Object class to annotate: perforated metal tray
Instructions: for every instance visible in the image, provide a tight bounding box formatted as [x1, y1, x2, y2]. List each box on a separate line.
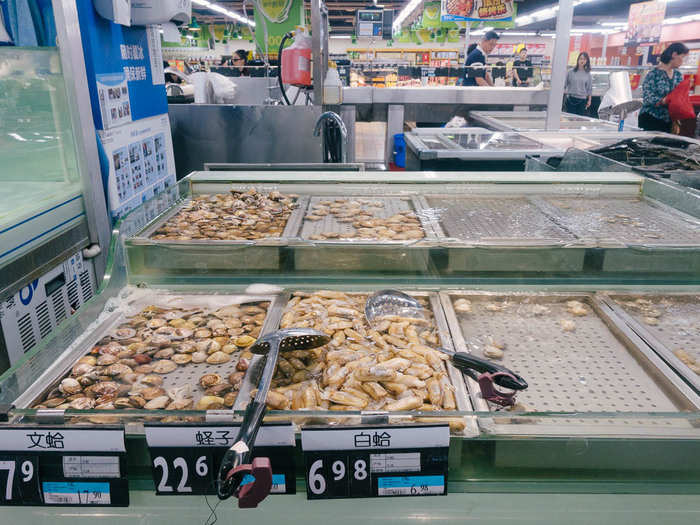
[440, 291, 700, 437]
[600, 293, 700, 393]
[235, 290, 478, 436]
[533, 196, 700, 247]
[297, 196, 439, 243]
[15, 291, 285, 412]
[427, 196, 575, 245]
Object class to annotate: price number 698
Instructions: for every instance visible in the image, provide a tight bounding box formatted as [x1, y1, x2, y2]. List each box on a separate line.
[308, 457, 368, 497]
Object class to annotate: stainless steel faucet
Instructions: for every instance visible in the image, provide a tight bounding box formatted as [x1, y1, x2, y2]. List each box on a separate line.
[313, 111, 348, 163]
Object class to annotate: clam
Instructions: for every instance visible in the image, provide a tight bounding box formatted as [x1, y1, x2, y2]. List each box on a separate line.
[171, 328, 193, 340]
[155, 326, 177, 337]
[69, 397, 95, 410]
[154, 348, 175, 359]
[59, 378, 82, 395]
[228, 371, 245, 387]
[114, 327, 137, 340]
[235, 335, 256, 347]
[77, 356, 97, 366]
[191, 351, 208, 364]
[206, 383, 233, 396]
[152, 360, 178, 374]
[129, 395, 147, 408]
[95, 393, 117, 405]
[196, 339, 221, 354]
[236, 358, 250, 371]
[44, 397, 66, 408]
[206, 351, 230, 365]
[96, 402, 115, 410]
[97, 354, 119, 366]
[194, 328, 212, 339]
[164, 310, 185, 320]
[114, 398, 133, 409]
[177, 342, 196, 354]
[116, 348, 136, 359]
[199, 373, 222, 388]
[147, 318, 167, 329]
[91, 381, 120, 396]
[104, 363, 133, 377]
[221, 344, 238, 354]
[141, 374, 164, 387]
[133, 354, 152, 364]
[141, 387, 167, 401]
[128, 342, 149, 353]
[150, 335, 172, 348]
[223, 392, 237, 408]
[195, 396, 225, 410]
[118, 359, 139, 369]
[144, 396, 171, 409]
[120, 372, 141, 384]
[172, 354, 192, 365]
[134, 364, 155, 374]
[166, 399, 193, 410]
[72, 363, 95, 376]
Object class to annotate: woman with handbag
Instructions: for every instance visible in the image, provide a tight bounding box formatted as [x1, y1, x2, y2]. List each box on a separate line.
[638, 42, 689, 133]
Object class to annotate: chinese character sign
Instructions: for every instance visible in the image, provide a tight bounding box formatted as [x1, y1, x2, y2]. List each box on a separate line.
[625, 1, 667, 46]
[441, 0, 515, 22]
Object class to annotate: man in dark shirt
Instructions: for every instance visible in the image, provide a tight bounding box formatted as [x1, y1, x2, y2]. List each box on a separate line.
[512, 47, 532, 86]
[464, 31, 499, 86]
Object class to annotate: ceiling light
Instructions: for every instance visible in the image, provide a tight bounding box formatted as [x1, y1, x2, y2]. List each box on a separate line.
[192, 0, 255, 27]
[393, 0, 422, 31]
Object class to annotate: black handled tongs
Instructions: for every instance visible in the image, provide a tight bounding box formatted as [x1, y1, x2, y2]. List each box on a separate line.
[435, 348, 528, 407]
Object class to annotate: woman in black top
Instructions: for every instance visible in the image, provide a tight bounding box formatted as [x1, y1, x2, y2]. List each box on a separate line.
[231, 49, 250, 77]
[512, 47, 531, 87]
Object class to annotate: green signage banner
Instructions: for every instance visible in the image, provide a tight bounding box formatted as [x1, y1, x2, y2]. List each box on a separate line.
[254, 0, 305, 54]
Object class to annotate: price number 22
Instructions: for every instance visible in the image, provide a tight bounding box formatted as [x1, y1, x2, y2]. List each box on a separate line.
[153, 455, 209, 494]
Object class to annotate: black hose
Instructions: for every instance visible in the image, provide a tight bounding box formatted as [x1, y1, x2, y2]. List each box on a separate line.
[278, 32, 293, 105]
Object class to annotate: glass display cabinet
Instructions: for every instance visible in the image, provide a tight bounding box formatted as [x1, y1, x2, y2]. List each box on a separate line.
[0, 172, 698, 521]
[469, 110, 635, 132]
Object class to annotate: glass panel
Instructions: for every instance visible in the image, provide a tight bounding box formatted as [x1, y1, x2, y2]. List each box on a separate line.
[0, 47, 81, 227]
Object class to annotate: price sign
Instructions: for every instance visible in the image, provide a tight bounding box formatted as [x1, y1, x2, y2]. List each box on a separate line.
[0, 427, 128, 507]
[144, 423, 295, 496]
[302, 424, 449, 500]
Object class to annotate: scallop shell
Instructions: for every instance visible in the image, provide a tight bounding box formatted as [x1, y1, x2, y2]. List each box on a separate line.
[206, 351, 231, 365]
[152, 360, 178, 374]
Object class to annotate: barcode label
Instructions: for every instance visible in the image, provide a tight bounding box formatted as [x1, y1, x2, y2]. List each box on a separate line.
[42, 482, 111, 505]
[63, 456, 120, 478]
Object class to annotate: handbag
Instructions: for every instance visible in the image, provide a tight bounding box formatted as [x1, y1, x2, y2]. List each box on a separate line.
[667, 78, 695, 121]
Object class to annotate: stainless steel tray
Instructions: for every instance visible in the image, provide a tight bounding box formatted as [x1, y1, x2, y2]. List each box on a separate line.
[132, 195, 309, 246]
[533, 196, 700, 247]
[425, 195, 586, 273]
[599, 292, 700, 393]
[440, 291, 700, 437]
[235, 290, 478, 436]
[15, 290, 285, 413]
[297, 196, 440, 243]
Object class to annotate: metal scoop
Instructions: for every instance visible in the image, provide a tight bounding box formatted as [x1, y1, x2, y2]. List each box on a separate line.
[365, 290, 528, 398]
[217, 329, 330, 505]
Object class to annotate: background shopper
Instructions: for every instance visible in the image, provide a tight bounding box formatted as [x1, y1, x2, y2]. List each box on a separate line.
[464, 31, 500, 87]
[564, 52, 592, 115]
[512, 46, 532, 87]
[638, 42, 689, 133]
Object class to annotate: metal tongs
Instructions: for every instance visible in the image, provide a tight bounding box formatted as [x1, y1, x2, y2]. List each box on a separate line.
[217, 329, 330, 507]
[365, 290, 528, 408]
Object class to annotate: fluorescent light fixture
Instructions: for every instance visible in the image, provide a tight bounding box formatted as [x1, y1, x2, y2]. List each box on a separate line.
[664, 13, 700, 25]
[331, 35, 352, 39]
[600, 21, 628, 27]
[192, 0, 255, 27]
[393, 0, 421, 31]
[516, 0, 600, 27]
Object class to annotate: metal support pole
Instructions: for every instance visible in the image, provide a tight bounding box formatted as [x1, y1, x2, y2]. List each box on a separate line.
[385, 104, 404, 167]
[339, 105, 356, 163]
[311, 0, 329, 105]
[545, 0, 574, 131]
[52, 0, 111, 282]
[602, 33, 609, 65]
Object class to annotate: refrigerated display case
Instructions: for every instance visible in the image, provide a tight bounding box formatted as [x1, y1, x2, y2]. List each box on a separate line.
[469, 110, 634, 132]
[0, 172, 698, 520]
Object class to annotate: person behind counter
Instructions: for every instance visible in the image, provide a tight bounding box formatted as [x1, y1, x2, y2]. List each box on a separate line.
[512, 47, 532, 87]
[231, 49, 250, 77]
[464, 31, 500, 87]
[564, 52, 592, 115]
[638, 42, 689, 133]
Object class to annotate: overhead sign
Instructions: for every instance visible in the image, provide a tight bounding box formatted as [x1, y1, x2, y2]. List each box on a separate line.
[625, 1, 667, 46]
[441, 0, 514, 22]
[253, 0, 304, 54]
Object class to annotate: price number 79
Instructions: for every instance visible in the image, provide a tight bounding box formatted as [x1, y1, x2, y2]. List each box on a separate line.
[0, 460, 35, 501]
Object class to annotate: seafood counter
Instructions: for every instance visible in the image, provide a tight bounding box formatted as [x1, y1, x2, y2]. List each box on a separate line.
[124, 174, 700, 279]
[12, 286, 700, 438]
